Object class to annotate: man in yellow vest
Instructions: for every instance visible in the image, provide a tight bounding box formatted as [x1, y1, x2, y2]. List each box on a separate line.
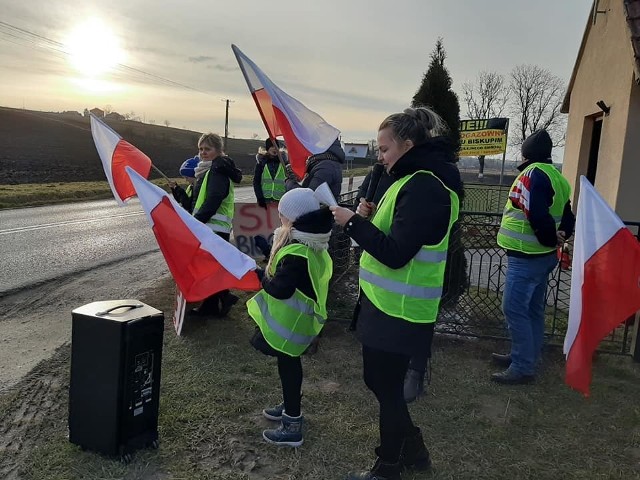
[493, 129, 575, 384]
[253, 138, 286, 208]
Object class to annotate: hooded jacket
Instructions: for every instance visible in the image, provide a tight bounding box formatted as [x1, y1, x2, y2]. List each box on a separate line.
[192, 155, 242, 226]
[285, 138, 346, 198]
[344, 137, 464, 355]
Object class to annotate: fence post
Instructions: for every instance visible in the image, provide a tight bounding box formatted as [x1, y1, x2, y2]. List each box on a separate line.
[348, 176, 354, 192]
[630, 312, 640, 362]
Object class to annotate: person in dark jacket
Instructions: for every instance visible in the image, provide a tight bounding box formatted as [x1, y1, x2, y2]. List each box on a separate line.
[492, 129, 575, 384]
[190, 132, 243, 317]
[248, 188, 333, 447]
[331, 107, 463, 480]
[285, 137, 345, 199]
[253, 138, 286, 208]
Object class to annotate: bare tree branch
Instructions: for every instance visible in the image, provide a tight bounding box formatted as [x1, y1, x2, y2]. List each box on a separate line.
[463, 71, 509, 120]
[509, 65, 566, 149]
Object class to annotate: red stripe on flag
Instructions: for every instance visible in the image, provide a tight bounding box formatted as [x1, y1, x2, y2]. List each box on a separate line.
[565, 227, 640, 396]
[272, 106, 312, 179]
[112, 140, 152, 202]
[150, 197, 260, 302]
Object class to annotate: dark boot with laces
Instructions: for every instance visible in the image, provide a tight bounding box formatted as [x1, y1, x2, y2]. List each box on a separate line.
[262, 402, 284, 421]
[262, 412, 303, 447]
[346, 457, 402, 480]
[400, 428, 431, 471]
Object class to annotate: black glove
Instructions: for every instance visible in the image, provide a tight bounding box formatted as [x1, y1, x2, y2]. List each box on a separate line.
[257, 198, 267, 209]
[285, 163, 299, 182]
[255, 267, 265, 281]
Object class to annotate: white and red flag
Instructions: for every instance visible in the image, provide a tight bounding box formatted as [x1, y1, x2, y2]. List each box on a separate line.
[232, 44, 340, 178]
[564, 176, 640, 396]
[91, 114, 152, 205]
[126, 167, 261, 301]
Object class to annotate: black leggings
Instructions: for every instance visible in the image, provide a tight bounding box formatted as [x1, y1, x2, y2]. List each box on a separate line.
[362, 345, 416, 462]
[277, 353, 302, 417]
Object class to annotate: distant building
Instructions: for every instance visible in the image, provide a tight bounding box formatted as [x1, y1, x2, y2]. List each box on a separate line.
[61, 110, 82, 117]
[561, 0, 640, 220]
[89, 108, 104, 118]
[105, 112, 125, 121]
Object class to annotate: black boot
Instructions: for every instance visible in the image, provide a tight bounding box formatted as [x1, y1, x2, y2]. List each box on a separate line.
[403, 369, 425, 404]
[346, 457, 402, 480]
[218, 292, 239, 317]
[400, 428, 431, 471]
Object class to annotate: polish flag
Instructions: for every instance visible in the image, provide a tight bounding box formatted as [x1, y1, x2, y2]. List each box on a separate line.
[126, 167, 261, 301]
[91, 114, 152, 205]
[232, 44, 340, 178]
[564, 176, 640, 396]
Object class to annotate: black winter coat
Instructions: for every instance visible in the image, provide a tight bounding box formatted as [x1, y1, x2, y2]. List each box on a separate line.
[192, 156, 242, 225]
[353, 167, 395, 210]
[344, 137, 464, 356]
[253, 154, 282, 204]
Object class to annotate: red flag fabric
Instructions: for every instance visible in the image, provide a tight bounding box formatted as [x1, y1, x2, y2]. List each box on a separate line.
[91, 114, 152, 205]
[126, 167, 261, 301]
[564, 176, 640, 396]
[232, 44, 340, 179]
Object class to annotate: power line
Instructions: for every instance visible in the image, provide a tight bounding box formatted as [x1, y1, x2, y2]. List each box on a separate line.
[0, 20, 218, 97]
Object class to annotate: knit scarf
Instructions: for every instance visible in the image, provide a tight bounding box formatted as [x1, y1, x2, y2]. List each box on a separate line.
[265, 226, 331, 277]
[194, 160, 212, 179]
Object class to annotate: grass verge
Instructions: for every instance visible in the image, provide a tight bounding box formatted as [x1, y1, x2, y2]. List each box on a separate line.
[3, 276, 640, 479]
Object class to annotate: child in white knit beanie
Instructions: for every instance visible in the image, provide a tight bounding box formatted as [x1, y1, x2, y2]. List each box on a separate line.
[246, 187, 333, 447]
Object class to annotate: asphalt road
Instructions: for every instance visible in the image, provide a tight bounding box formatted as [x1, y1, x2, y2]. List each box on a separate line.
[0, 178, 363, 296]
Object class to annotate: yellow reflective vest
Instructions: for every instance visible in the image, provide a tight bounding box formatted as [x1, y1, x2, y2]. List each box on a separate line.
[261, 162, 286, 201]
[497, 163, 571, 254]
[359, 171, 459, 323]
[193, 170, 235, 234]
[247, 243, 332, 357]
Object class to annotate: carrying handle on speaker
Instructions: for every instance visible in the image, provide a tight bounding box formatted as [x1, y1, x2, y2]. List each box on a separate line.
[95, 303, 144, 316]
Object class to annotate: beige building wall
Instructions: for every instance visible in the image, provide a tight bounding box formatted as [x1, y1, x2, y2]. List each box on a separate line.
[562, 0, 637, 213]
[618, 81, 640, 221]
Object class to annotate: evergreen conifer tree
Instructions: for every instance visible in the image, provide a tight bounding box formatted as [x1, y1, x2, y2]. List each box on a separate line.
[411, 38, 460, 152]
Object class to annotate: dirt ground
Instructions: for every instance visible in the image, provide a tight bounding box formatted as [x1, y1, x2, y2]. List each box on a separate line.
[0, 251, 170, 479]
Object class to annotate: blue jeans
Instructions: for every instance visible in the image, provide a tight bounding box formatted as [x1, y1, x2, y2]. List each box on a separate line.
[502, 254, 558, 375]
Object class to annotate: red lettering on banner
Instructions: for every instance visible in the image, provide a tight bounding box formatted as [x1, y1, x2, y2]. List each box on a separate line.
[238, 204, 263, 232]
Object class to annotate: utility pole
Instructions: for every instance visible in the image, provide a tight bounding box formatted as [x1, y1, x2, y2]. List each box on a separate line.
[221, 98, 235, 151]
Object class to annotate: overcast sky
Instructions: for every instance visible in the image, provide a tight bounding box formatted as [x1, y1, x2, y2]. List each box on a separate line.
[0, 0, 592, 145]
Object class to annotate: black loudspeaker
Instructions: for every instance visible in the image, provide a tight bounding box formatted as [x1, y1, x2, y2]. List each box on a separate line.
[68, 300, 164, 461]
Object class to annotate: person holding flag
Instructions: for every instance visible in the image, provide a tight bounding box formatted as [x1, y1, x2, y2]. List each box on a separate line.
[493, 129, 575, 384]
[253, 138, 286, 208]
[284, 137, 346, 199]
[247, 188, 333, 447]
[190, 133, 244, 317]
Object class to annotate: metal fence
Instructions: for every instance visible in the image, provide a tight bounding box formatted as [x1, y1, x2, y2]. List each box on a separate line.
[329, 188, 640, 357]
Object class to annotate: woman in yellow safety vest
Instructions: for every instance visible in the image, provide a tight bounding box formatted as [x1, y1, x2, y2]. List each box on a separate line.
[247, 187, 333, 447]
[331, 107, 463, 480]
[190, 132, 243, 317]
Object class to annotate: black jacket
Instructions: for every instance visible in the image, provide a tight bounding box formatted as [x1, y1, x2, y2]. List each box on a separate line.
[192, 156, 242, 225]
[171, 184, 193, 213]
[353, 167, 395, 210]
[253, 154, 282, 203]
[344, 137, 464, 355]
[285, 139, 345, 198]
[259, 208, 333, 303]
[507, 158, 575, 258]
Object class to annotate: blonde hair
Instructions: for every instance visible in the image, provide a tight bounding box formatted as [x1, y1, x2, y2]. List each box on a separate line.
[379, 107, 448, 146]
[265, 224, 293, 278]
[198, 132, 224, 154]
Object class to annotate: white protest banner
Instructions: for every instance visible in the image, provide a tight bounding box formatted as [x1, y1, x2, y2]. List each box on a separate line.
[232, 202, 281, 258]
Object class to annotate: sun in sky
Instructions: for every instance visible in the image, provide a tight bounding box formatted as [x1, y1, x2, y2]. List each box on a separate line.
[64, 18, 125, 78]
